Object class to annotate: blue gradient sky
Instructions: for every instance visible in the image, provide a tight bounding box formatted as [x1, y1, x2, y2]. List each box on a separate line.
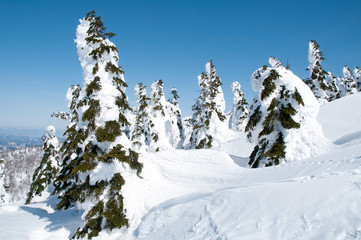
[0, 0, 360, 132]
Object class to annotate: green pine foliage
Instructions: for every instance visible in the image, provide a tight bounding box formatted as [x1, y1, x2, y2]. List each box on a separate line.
[304, 40, 330, 101]
[131, 83, 151, 150]
[327, 72, 341, 101]
[260, 69, 279, 100]
[26, 128, 60, 204]
[86, 77, 101, 96]
[169, 88, 184, 143]
[247, 63, 304, 168]
[151, 80, 166, 116]
[189, 60, 226, 149]
[54, 10, 142, 239]
[96, 121, 121, 142]
[245, 105, 261, 137]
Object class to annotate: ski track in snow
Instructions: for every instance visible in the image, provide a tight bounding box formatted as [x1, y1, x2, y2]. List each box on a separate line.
[2, 93, 361, 239]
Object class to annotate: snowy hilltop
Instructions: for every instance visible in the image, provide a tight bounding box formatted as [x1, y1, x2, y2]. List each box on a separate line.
[1, 10, 361, 240]
[2, 91, 361, 239]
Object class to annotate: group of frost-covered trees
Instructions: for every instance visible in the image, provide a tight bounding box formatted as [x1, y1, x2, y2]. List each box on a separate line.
[22, 10, 359, 239]
[304, 40, 360, 101]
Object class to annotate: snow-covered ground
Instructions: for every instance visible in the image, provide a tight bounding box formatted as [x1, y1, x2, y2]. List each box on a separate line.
[2, 93, 361, 239]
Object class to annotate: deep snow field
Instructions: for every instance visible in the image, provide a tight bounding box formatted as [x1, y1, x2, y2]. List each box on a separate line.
[1, 93, 361, 240]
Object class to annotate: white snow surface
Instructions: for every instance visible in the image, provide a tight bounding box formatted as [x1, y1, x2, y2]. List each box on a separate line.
[318, 92, 361, 143]
[3, 94, 361, 239]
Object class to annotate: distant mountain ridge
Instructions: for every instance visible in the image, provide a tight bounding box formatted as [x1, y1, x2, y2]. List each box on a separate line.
[0, 128, 65, 151]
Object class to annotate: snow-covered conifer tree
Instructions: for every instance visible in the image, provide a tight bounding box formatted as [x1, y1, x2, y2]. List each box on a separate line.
[131, 83, 151, 151]
[326, 71, 340, 101]
[26, 126, 60, 204]
[339, 65, 357, 97]
[246, 57, 331, 168]
[54, 11, 142, 239]
[0, 159, 9, 204]
[188, 60, 227, 149]
[168, 88, 184, 147]
[304, 40, 329, 102]
[147, 80, 181, 151]
[353, 67, 361, 92]
[229, 81, 248, 131]
[148, 80, 168, 151]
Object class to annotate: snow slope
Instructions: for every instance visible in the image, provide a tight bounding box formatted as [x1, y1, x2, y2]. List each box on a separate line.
[1, 93, 361, 239]
[318, 93, 361, 143]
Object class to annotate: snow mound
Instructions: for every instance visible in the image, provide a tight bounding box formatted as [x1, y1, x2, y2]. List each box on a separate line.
[318, 92, 361, 143]
[2, 79, 361, 239]
[249, 57, 332, 164]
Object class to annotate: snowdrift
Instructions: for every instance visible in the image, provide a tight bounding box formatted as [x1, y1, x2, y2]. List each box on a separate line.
[2, 93, 361, 239]
[318, 93, 361, 143]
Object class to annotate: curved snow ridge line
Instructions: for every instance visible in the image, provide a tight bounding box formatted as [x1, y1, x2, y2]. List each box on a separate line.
[133, 179, 313, 234]
[135, 174, 361, 240]
[133, 191, 226, 240]
[333, 130, 361, 146]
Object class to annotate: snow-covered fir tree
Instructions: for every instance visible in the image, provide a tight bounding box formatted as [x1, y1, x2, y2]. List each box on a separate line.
[131, 83, 151, 151]
[188, 60, 227, 149]
[326, 71, 340, 101]
[25, 126, 60, 204]
[54, 11, 143, 239]
[304, 40, 329, 102]
[353, 67, 361, 92]
[147, 80, 182, 151]
[339, 65, 357, 97]
[229, 81, 248, 131]
[168, 88, 184, 147]
[148, 80, 167, 151]
[0, 159, 9, 204]
[246, 57, 331, 168]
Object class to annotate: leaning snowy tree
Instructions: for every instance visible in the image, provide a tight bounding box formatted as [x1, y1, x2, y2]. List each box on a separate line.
[304, 40, 330, 102]
[54, 10, 143, 239]
[25, 126, 60, 204]
[246, 57, 331, 168]
[339, 65, 357, 97]
[188, 60, 227, 149]
[229, 81, 248, 131]
[326, 71, 340, 101]
[131, 82, 151, 151]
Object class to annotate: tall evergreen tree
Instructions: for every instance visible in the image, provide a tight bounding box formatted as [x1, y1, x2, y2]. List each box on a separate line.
[326, 71, 340, 101]
[339, 65, 357, 97]
[131, 83, 151, 151]
[304, 40, 329, 101]
[246, 57, 330, 168]
[354, 67, 361, 92]
[148, 80, 182, 151]
[148, 80, 167, 151]
[26, 126, 60, 204]
[229, 81, 249, 131]
[168, 87, 184, 148]
[0, 159, 9, 204]
[188, 60, 227, 149]
[54, 11, 142, 239]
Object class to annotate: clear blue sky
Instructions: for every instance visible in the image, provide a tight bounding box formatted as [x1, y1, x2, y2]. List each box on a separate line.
[0, 0, 360, 133]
